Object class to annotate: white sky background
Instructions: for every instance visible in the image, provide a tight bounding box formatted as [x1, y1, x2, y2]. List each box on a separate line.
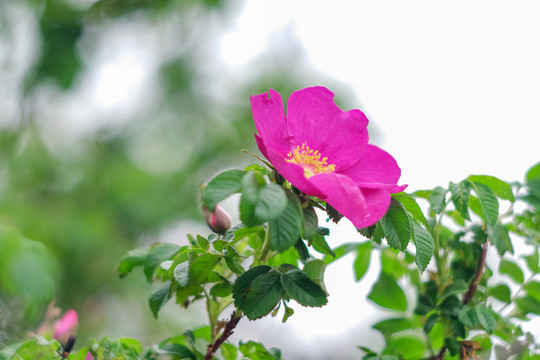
[219, 1, 540, 359]
[221, 0, 540, 190]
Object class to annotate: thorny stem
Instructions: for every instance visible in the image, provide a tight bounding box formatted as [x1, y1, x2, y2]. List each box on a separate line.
[204, 311, 242, 360]
[431, 237, 490, 359]
[430, 347, 447, 360]
[463, 238, 490, 305]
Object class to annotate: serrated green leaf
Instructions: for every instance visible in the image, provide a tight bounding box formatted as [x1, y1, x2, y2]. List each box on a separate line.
[269, 190, 303, 252]
[354, 242, 372, 281]
[488, 284, 511, 303]
[439, 279, 468, 302]
[429, 186, 447, 214]
[450, 318, 466, 339]
[303, 259, 327, 291]
[143, 243, 181, 282]
[468, 195, 482, 219]
[372, 317, 412, 338]
[233, 265, 272, 308]
[388, 335, 426, 360]
[254, 183, 288, 222]
[516, 296, 540, 315]
[447, 210, 466, 226]
[221, 343, 238, 360]
[149, 281, 171, 318]
[301, 204, 318, 240]
[524, 281, 540, 302]
[210, 282, 233, 298]
[524, 250, 539, 273]
[189, 253, 221, 285]
[323, 242, 355, 264]
[117, 246, 150, 277]
[312, 232, 336, 258]
[380, 199, 412, 250]
[293, 238, 309, 261]
[241, 271, 284, 320]
[173, 261, 190, 287]
[159, 344, 196, 360]
[438, 295, 460, 317]
[412, 222, 434, 272]
[490, 224, 514, 256]
[367, 272, 407, 311]
[444, 337, 460, 356]
[240, 172, 260, 226]
[203, 169, 245, 210]
[196, 235, 209, 250]
[468, 175, 515, 202]
[476, 305, 496, 333]
[499, 259, 524, 283]
[225, 256, 244, 275]
[423, 313, 438, 334]
[470, 181, 499, 226]
[449, 180, 471, 220]
[239, 340, 281, 359]
[393, 193, 427, 225]
[280, 269, 327, 307]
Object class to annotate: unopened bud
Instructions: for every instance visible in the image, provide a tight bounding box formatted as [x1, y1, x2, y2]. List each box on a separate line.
[204, 205, 232, 234]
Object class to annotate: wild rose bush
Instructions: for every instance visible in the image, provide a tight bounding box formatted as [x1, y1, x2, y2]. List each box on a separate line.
[2, 87, 540, 360]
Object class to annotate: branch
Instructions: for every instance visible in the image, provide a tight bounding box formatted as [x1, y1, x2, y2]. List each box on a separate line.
[463, 237, 490, 305]
[430, 346, 446, 360]
[204, 312, 242, 360]
[431, 238, 490, 359]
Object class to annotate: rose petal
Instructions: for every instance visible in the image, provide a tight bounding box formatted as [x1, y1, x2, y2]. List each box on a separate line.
[307, 173, 368, 227]
[286, 87, 369, 170]
[356, 188, 393, 228]
[341, 144, 404, 192]
[251, 89, 291, 156]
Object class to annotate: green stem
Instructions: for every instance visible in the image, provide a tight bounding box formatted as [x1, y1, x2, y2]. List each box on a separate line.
[203, 287, 218, 342]
[259, 224, 271, 264]
[500, 272, 535, 312]
[433, 214, 447, 285]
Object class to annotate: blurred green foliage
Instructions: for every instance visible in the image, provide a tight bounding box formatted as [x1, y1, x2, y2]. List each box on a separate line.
[0, 0, 346, 347]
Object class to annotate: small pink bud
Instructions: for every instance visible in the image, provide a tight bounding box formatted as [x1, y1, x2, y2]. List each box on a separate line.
[53, 309, 78, 341]
[203, 205, 232, 234]
[86, 352, 93, 360]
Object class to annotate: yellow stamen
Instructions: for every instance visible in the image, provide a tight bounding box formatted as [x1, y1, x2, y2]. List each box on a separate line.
[285, 143, 336, 178]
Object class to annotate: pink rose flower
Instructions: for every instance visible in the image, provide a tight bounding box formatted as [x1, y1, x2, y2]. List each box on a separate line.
[251, 86, 406, 228]
[53, 309, 78, 341]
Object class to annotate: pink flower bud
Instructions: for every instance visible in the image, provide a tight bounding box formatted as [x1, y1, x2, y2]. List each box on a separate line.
[86, 352, 93, 360]
[203, 205, 232, 234]
[53, 309, 78, 341]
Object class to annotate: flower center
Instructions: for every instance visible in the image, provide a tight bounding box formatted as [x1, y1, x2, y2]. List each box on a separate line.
[285, 143, 336, 178]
